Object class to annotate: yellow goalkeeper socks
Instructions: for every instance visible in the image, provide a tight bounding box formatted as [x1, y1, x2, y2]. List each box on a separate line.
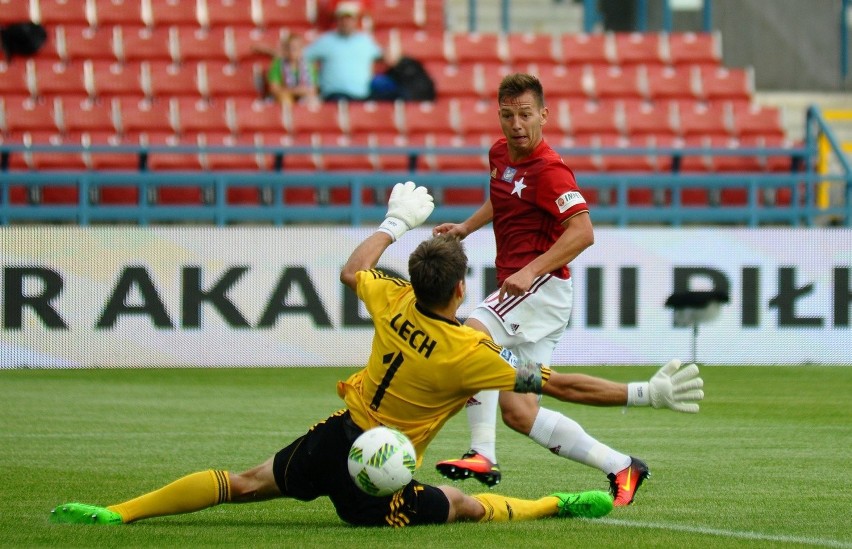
[473, 493, 558, 522]
[108, 470, 231, 523]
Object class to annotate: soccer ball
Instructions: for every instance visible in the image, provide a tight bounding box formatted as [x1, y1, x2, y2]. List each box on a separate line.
[347, 426, 416, 497]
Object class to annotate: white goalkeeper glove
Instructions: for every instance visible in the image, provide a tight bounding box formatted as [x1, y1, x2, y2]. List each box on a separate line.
[627, 359, 704, 413]
[377, 181, 435, 241]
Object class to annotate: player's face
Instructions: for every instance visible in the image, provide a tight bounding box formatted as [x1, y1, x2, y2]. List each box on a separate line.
[498, 91, 547, 161]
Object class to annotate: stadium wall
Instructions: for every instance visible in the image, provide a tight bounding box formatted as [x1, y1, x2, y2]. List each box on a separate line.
[1, 226, 850, 368]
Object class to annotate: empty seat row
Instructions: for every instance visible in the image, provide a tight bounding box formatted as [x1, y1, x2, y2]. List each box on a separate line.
[1, 0, 439, 33]
[428, 62, 753, 103]
[0, 94, 786, 145]
[386, 29, 721, 68]
[1, 59, 263, 101]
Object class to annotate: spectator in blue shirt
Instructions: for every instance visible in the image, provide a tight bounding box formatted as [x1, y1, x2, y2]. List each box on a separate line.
[304, 1, 397, 101]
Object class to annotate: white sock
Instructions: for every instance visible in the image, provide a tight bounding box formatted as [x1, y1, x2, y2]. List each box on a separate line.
[465, 390, 499, 463]
[528, 407, 631, 475]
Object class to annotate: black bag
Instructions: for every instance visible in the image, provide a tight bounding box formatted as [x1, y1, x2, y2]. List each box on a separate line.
[1, 22, 48, 60]
[385, 56, 436, 102]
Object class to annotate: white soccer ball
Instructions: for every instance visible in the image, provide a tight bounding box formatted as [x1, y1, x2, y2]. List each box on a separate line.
[347, 426, 417, 497]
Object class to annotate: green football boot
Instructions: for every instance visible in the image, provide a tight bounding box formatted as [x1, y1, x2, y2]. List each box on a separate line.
[50, 503, 123, 525]
[551, 490, 614, 519]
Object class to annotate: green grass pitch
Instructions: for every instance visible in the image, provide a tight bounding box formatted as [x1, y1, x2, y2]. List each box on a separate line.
[1, 365, 850, 548]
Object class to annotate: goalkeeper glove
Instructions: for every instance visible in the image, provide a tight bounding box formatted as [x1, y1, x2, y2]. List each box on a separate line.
[627, 359, 704, 413]
[377, 181, 435, 241]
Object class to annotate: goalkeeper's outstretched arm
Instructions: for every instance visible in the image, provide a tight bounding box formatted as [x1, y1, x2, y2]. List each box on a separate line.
[340, 181, 435, 292]
[540, 359, 705, 413]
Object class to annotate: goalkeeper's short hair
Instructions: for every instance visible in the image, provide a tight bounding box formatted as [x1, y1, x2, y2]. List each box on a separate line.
[409, 235, 468, 309]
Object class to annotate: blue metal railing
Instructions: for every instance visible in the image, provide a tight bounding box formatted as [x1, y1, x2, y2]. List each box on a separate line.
[3, 133, 847, 227]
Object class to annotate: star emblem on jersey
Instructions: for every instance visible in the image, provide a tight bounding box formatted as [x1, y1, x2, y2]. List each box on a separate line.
[511, 177, 526, 197]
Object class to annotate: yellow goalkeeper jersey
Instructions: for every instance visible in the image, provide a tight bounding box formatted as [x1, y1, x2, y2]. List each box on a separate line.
[337, 269, 551, 466]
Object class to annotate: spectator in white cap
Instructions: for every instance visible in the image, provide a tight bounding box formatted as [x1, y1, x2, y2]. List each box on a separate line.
[304, 1, 398, 101]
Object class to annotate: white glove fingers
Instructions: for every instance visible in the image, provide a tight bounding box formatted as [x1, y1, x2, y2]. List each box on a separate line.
[673, 377, 704, 392]
[674, 389, 704, 402]
[672, 402, 700, 413]
[671, 363, 700, 384]
[659, 358, 682, 377]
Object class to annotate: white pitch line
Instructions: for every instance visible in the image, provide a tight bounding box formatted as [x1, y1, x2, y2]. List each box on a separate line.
[596, 518, 852, 548]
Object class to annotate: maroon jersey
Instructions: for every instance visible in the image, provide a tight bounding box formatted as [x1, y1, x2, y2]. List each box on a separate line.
[488, 137, 589, 285]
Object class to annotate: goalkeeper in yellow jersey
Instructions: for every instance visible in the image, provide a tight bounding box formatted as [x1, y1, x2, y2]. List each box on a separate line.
[51, 181, 703, 528]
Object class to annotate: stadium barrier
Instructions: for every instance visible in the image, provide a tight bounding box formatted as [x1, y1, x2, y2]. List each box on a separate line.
[1, 105, 850, 227]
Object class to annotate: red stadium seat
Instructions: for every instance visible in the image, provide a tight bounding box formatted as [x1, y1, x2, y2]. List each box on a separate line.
[86, 130, 142, 172]
[0, 0, 34, 24]
[116, 97, 174, 134]
[622, 100, 676, 137]
[144, 60, 202, 97]
[401, 99, 453, 136]
[677, 101, 732, 138]
[589, 64, 642, 101]
[91, 0, 145, 26]
[286, 100, 345, 136]
[451, 32, 507, 64]
[117, 25, 175, 62]
[613, 32, 665, 66]
[454, 98, 501, 138]
[173, 97, 230, 134]
[560, 32, 613, 66]
[561, 99, 621, 138]
[229, 97, 285, 135]
[426, 61, 482, 99]
[554, 134, 601, 173]
[426, 132, 490, 172]
[174, 26, 229, 63]
[204, 0, 256, 28]
[698, 66, 753, 103]
[478, 62, 515, 100]
[144, 133, 207, 208]
[228, 26, 285, 64]
[256, 0, 314, 31]
[371, 132, 423, 172]
[709, 135, 764, 173]
[506, 32, 558, 65]
[276, 132, 319, 172]
[316, 132, 376, 172]
[202, 132, 270, 172]
[643, 64, 699, 102]
[19, 130, 88, 172]
[0, 61, 33, 97]
[202, 61, 261, 99]
[395, 29, 450, 64]
[1, 96, 61, 134]
[61, 96, 119, 133]
[57, 25, 118, 62]
[30, 59, 90, 99]
[730, 103, 785, 139]
[88, 60, 145, 98]
[37, 0, 91, 26]
[666, 31, 722, 67]
[528, 63, 590, 101]
[345, 100, 402, 135]
[368, 0, 425, 31]
[598, 134, 656, 172]
[147, 0, 202, 27]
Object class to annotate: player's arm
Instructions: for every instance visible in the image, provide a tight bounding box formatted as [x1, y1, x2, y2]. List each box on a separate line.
[499, 211, 593, 300]
[340, 181, 435, 291]
[433, 199, 493, 239]
[523, 359, 705, 413]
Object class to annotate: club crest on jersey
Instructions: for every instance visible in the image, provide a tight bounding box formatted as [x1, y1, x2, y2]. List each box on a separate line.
[501, 167, 517, 183]
[555, 191, 586, 213]
[499, 348, 519, 368]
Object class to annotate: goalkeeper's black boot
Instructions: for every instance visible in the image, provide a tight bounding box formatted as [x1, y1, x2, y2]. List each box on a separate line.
[608, 457, 650, 506]
[436, 450, 501, 487]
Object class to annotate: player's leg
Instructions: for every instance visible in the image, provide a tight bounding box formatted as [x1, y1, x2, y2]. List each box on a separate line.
[440, 485, 613, 523]
[434, 316, 502, 486]
[50, 465, 268, 525]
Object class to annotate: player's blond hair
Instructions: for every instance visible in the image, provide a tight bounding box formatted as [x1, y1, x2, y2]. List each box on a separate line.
[409, 235, 468, 309]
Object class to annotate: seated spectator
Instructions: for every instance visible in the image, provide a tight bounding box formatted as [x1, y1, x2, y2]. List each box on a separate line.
[261, 34, 319, 105]
[304, 1, 397, 102]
